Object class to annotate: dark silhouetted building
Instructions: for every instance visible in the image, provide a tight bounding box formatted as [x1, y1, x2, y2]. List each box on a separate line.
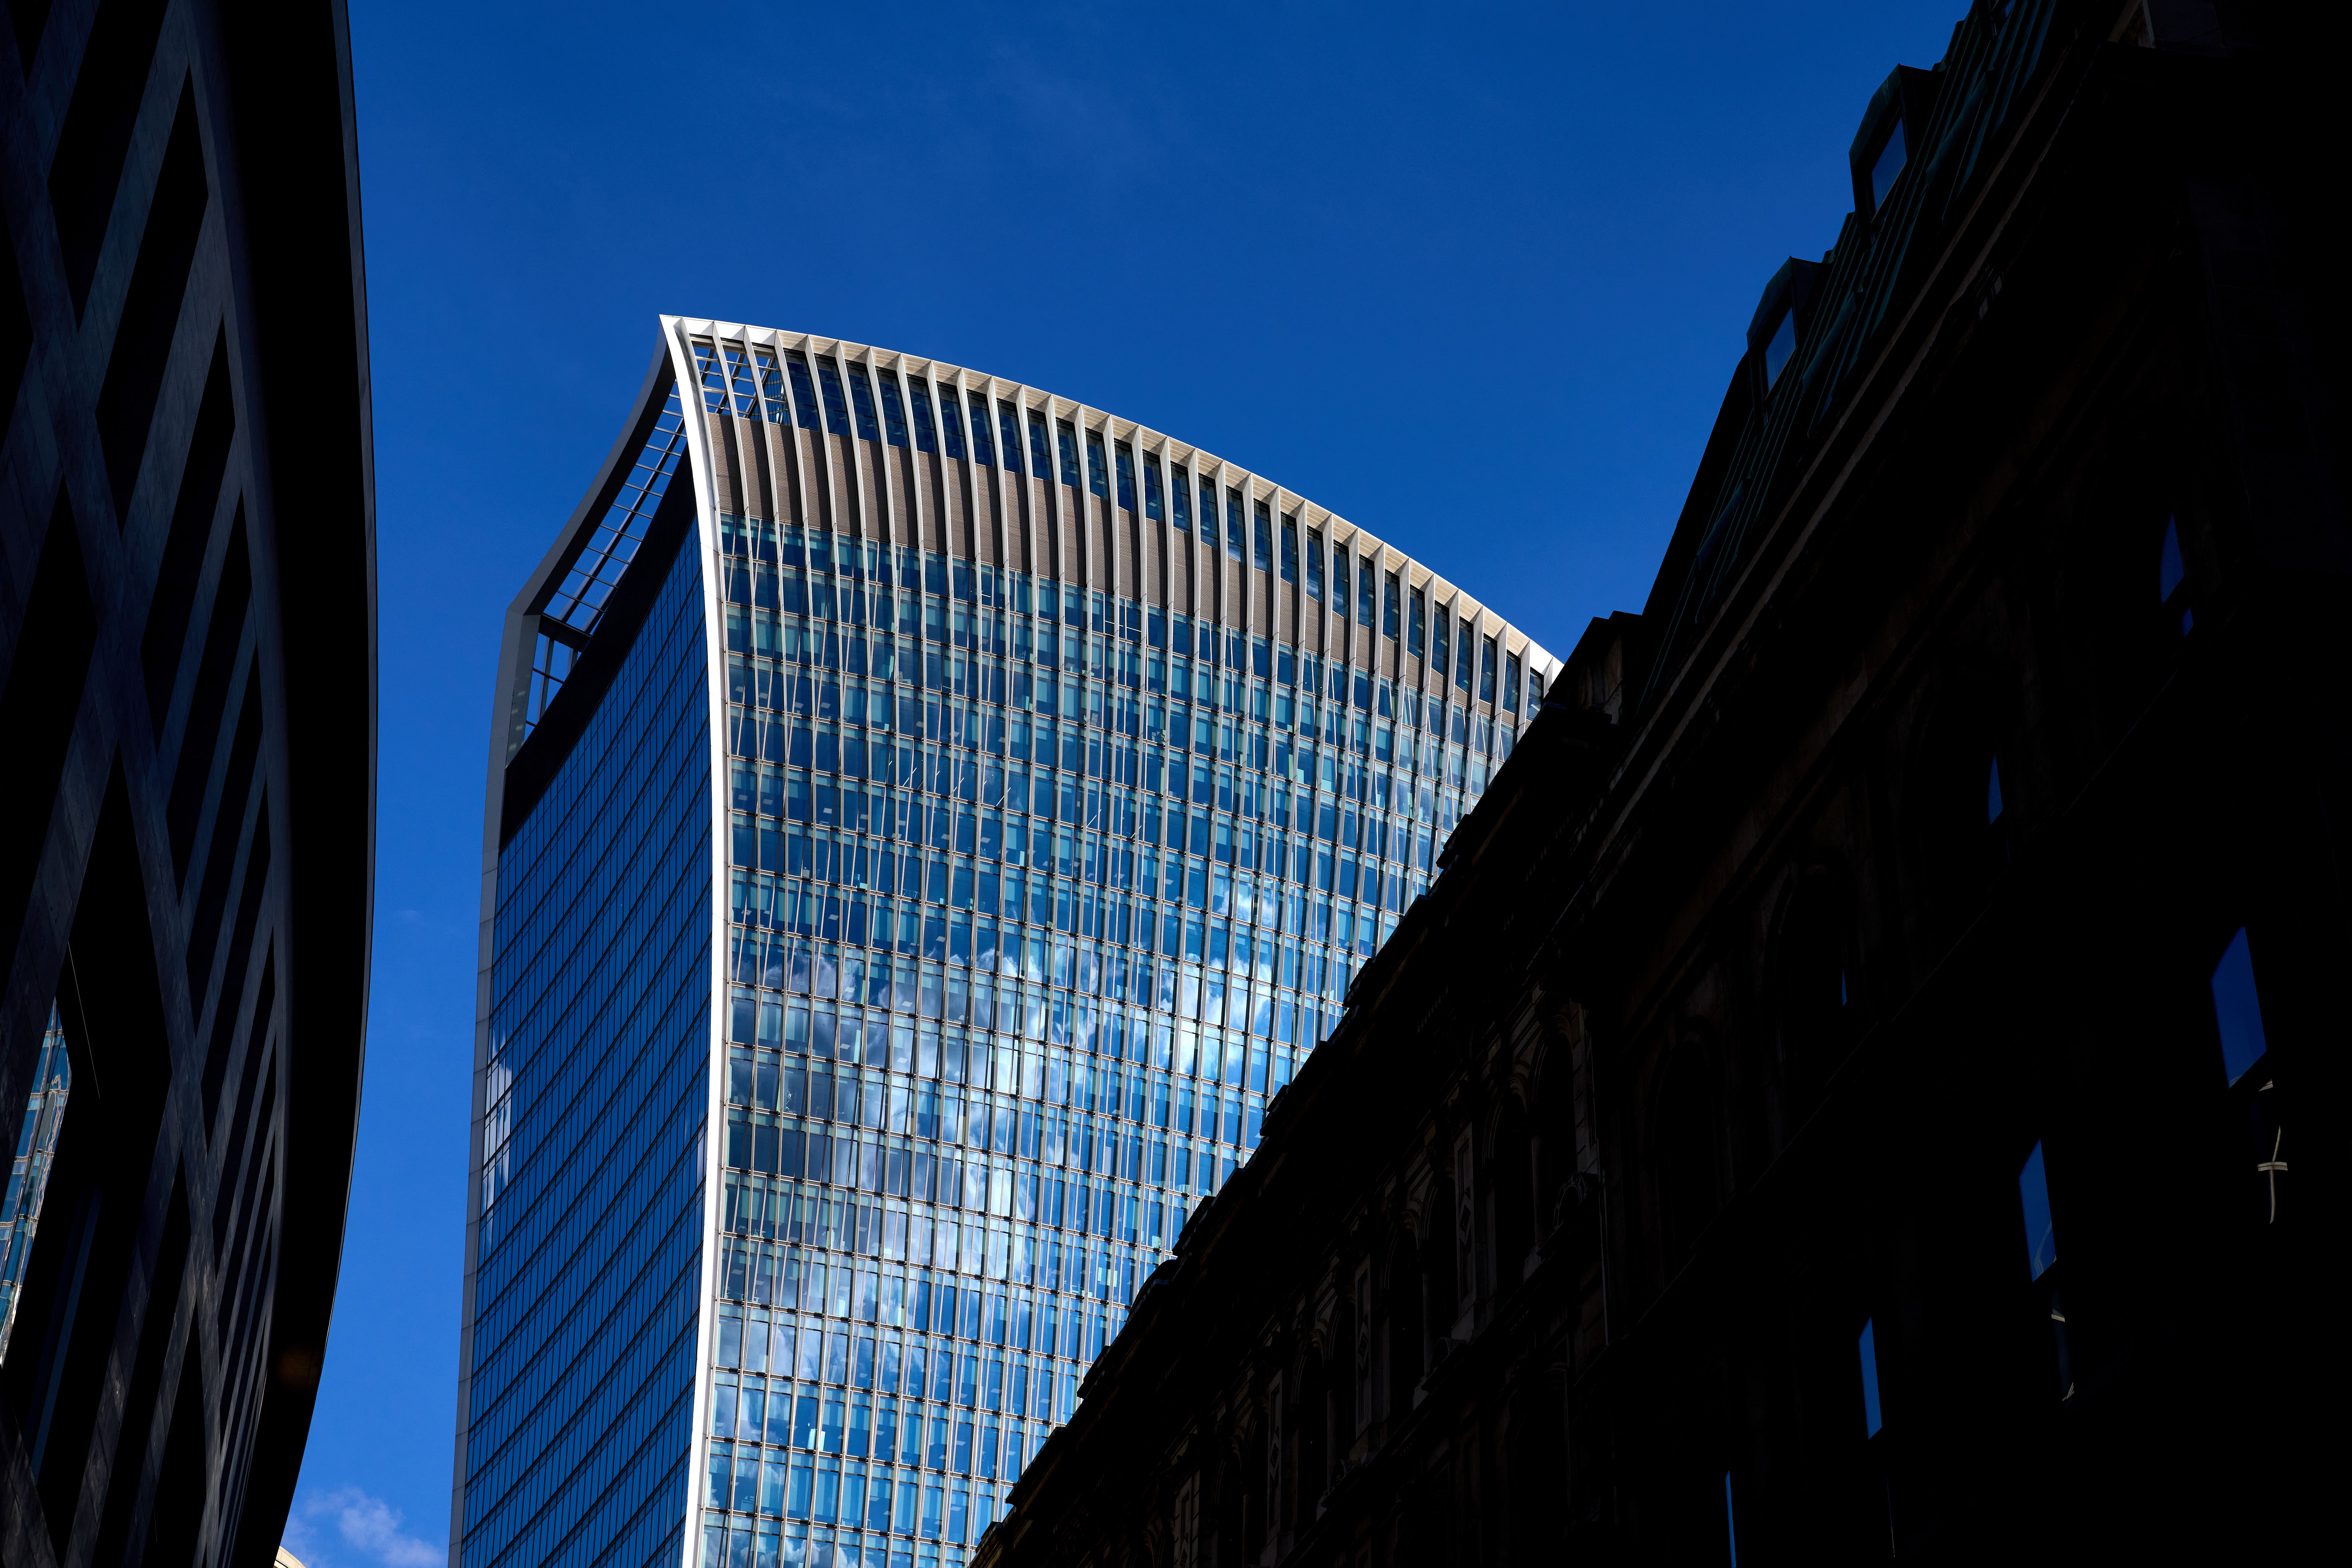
[0, 1, 373, 1565]
[978, 3, 2344, 1564]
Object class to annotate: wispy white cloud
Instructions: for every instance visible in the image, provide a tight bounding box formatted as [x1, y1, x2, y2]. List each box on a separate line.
[287, 1487, 444, 1568]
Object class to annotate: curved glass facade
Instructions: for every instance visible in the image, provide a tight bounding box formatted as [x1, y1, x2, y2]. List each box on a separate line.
[461, 532, 712, 1568]
[462, 319, 1554, 1568]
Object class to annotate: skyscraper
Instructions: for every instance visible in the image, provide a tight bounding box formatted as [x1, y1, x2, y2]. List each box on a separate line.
[0, 0, 375, 1563]
[453, 319, 1553, 1568]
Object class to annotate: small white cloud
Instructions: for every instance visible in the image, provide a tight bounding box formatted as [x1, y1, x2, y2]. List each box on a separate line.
[294, 1487, 444, 1568]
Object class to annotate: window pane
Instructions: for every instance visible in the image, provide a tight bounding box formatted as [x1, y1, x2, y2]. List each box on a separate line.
[878, 374, 910, 447]
[1028, 411, 1052, 477]
[787, 355, 821, 431]
[1858, 1319, 1883, 1437]
[2019, 1141, 2056, 1279]
[967, 396, 996, 466]
[816, 359, 852, 436]
[847, 366, 882, 442]
[938, 392, 966, 459]
[998, 405, 1025, 475]
[1763, 309, 1797, 390]
[2210, 927, 2268, 1086]
[1870, 119, 1909, 210]
[909, 381, 937, 452]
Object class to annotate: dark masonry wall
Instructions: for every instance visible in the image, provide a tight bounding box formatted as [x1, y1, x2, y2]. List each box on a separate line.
[0, 2, 373, 1566]
[977, 3, 2345, 1565]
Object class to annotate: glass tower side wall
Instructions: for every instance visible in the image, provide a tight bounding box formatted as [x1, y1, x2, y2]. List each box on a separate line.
[0, 1008, 71, 1357]
[676, 326, 1557, 1568]
[463, 533, 714, 1568]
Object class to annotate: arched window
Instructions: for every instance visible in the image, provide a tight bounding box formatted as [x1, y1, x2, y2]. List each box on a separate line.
[2159, 515, 2193, 636]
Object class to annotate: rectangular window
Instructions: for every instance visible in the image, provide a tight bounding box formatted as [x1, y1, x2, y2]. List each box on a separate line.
[1305, 532, 1324, 601]
[1502, 651, 1521, 712]
[938, 391, 967, 459]
[1454, 620, 1473, 690]
[1115, 443, 1137, 512]
[1479, 635, 1497, 701]
[1332, 550, 1351, 621]
[816, 358, 853, 436]
[1224, 490, 1246, 562]
[1199, 483, 1217, 546]
[1858, 1319, 1884, 1437]
[1252, 502, 1272, 572]
[878, 373, 910, 447]
[1358, 558, 1376, 627]
[910, 381, 938, 452]
[787, 354, 822, 431]
[1171, 469, 1191, 533]
[2019, 1141, 2057, 1279]
[968, 395, 997, 466]
[1281, 516, 1298, 583]
[1028, 411, 1053, 477]
[998, 404, 1025, 475]
[1086, 432, 1109, 498]
[847, 365, 882, 441]
[1057, 421, 1081, 488]
[1383, 572, 1400, 639]
[1143, 456, 1164, 521]
[1408, 587, 1425, 656]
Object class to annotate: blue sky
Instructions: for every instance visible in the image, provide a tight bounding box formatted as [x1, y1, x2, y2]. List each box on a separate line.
[291, 2, 1963, 1562]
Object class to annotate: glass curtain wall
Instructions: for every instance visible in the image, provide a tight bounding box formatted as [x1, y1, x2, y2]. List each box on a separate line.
[683, 334, 1550, 1568]
[0, 1009, 71, 1358]
[461, 534, 714, 1568]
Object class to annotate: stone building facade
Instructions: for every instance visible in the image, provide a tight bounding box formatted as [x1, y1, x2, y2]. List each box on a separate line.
[977, 2, 2343, 1563]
